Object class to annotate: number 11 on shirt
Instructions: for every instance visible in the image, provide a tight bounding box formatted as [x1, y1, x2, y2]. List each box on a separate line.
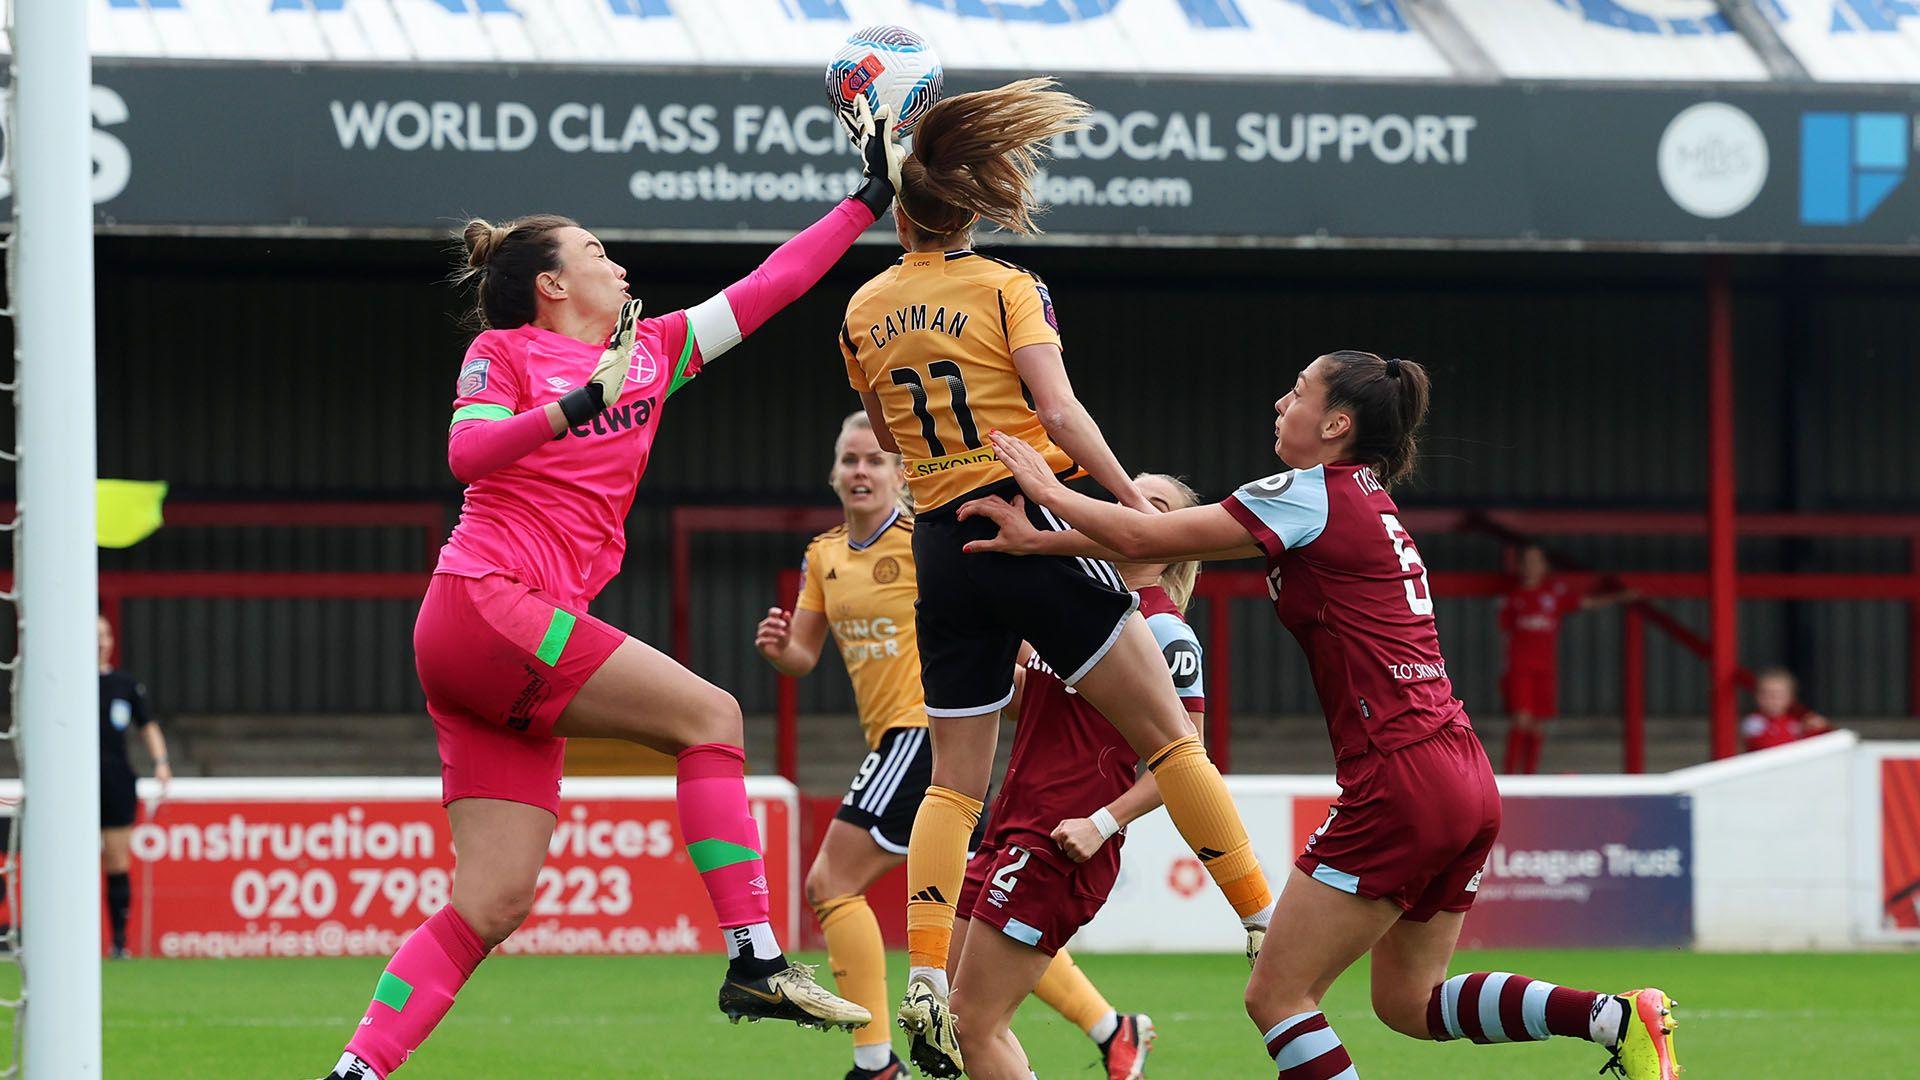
[891, 362, 981, 456]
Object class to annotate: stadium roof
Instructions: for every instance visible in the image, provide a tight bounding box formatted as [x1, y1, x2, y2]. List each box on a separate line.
[65, 0, 1920, 85]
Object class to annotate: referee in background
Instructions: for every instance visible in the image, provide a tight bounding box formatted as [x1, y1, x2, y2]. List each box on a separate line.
[99, 614, 170, 958]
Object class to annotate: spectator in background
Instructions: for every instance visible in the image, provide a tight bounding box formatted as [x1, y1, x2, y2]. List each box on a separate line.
[1741, 666, 1831, 753]
[1498, 544, 1633, 774]
[99, 615, 170, 958]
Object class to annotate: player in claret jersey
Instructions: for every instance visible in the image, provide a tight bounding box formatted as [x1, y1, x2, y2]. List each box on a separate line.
[965, 351, 1681, 1080]
[317, 103, 905, 1080]
[839, 77, 1272, 1078]
[948, 472, 1208, 1080]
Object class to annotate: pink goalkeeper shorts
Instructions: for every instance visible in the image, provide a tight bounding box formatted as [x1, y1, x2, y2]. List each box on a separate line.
[414, 572, 625, 815]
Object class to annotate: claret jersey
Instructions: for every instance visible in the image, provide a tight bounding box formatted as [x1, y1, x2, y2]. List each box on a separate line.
[988, 585, 1204, 844]
[841, 250, 1078, 512]
[1221, 463, 1468, 770]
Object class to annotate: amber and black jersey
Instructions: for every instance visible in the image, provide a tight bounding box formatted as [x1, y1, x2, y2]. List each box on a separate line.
[841, 250, 1078, 512]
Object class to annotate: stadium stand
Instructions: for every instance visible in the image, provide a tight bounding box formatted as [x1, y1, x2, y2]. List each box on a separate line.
[1771, 0, 1920, 81]
[66, 0, 1920, 83]
[1445, 0, 1770, 80]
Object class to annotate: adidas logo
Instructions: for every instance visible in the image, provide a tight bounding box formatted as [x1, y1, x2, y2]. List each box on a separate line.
[909, 886, 947, 905]
[826, 568, 838, 579]
[1196, 847, 1226, 862]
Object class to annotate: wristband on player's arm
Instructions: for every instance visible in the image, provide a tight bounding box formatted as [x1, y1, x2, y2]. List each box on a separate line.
[1091, 806, 1121, 840]
[556, 386, 601, 428]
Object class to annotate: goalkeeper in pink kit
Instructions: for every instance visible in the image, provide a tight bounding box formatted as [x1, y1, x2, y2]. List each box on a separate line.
[319, 103, 904, 1080]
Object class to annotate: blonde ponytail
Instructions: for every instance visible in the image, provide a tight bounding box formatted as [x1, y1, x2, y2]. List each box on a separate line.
[897, 77, 1090, 238]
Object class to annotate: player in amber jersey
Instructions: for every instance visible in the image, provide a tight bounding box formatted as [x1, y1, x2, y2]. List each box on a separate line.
[756, 411, 924, 1080]
[318, 101, 905, 1080]
[838, 78, 1271, 1078]
[949, 473, 1207, 1080]
[966, 352, 1681, 1080]
[756, 414, 1153, 1080]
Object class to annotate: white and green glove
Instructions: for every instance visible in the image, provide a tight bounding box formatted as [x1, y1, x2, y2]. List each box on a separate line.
[848, 96, 906, 217]
[559, 298, 645, 426]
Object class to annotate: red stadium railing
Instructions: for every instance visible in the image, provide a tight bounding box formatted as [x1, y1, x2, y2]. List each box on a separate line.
[669, 505, 1920, 781]
[9, 499, 1910, 780]
[0, 500, 445, 663]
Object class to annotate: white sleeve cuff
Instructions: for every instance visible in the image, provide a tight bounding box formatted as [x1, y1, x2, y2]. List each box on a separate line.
[686, 292, 743, 361]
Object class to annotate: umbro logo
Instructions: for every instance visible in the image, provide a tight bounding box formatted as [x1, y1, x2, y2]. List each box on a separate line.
[547, 375, 573, 391]
[749, 875, 768, 891]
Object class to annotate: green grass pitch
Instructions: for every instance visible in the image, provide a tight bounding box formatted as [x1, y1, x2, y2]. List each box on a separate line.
[64, 949, 1919, 1077]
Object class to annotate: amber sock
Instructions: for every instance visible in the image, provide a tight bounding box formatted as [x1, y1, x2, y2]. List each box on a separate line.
[815, 893, 891, 1052]
[1146, 735, 1272, 920]
[1034, 948, 1114, 1038]
[904, 785, 982, 974]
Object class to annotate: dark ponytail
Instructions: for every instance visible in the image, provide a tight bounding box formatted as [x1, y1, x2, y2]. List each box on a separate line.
[453, 213, 577, 329]
[1319, 350, 1431, 487]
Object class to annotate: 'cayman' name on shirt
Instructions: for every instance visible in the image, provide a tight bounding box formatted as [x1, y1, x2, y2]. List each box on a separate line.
[868, 305, 969, 350]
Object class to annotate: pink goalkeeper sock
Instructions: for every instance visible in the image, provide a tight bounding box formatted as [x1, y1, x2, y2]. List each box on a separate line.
[676, 742, 773, 930]
[345, 905, 489, 1075]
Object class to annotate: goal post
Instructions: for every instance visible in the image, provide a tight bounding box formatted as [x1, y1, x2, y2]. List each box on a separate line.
[10, 0, 105, 1075]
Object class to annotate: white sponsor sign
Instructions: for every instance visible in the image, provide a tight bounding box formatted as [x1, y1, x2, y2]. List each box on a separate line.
[1072, 778, 1319, 953]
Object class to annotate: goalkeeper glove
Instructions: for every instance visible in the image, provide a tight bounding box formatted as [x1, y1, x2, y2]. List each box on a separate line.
[848, 97, 905, 217]
[558, 298, 645, 427]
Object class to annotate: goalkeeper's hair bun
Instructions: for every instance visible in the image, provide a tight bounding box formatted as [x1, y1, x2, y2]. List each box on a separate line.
[463, 218, 510, 270]
[450, 213, 579, 330]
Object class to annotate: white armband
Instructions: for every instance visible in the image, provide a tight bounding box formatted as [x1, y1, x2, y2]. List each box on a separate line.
[686, 292, 743, 361]
[1091, 806, 1121, 840]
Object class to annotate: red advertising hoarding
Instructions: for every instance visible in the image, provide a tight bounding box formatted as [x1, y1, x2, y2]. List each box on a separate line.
[1881, 758, 1920, 932]
[105, 779, 796, 958]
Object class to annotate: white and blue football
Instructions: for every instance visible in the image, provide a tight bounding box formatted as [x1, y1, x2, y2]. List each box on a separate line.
[825, 25, 944, 146]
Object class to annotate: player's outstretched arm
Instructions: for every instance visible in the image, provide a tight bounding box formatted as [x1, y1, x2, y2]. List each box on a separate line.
[980, 432, 1260, 563]
[683, 101, 902, 365]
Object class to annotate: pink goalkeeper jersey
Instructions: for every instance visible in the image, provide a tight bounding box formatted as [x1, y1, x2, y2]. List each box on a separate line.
[436, 314, 702, 607]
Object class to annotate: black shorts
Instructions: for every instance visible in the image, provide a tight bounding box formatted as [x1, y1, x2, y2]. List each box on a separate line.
[101, 769, 139, 829]
[834, 726, 986, 854]
[913, 478, 1139, 717]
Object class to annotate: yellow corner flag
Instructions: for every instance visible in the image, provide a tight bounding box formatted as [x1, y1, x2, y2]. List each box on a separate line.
[96, 479, 168, 549]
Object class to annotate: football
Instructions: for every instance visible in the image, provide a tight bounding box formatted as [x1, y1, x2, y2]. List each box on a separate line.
[824, 24, 944, 146]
